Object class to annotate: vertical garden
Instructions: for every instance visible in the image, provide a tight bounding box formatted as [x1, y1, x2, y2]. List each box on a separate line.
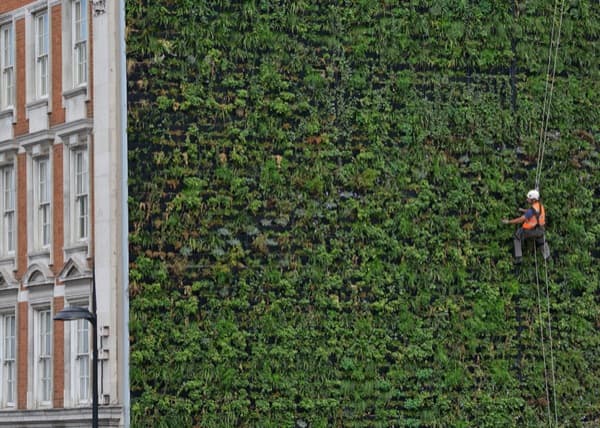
[127, 1, 600, 427]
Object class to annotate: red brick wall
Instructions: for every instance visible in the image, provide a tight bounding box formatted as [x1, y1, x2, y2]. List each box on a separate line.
[50, 4, 65, 126]
[13, 17, 28, 136]
[0, 0, 36, 15]
[53, 297, 65, 408]
[17, 301, 28, 409]
[52, 144, 64, 274]
[16, 152, 27, 280]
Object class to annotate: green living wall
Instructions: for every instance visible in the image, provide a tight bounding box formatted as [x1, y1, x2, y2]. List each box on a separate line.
[126, 1, 600, 426]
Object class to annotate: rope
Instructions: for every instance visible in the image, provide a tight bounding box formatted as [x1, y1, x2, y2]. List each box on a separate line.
[535, 0, 562, 189]
[516, 0, 565, 424]
[535, 0, 560, 186]
[535, 0, 567, 190]
[533, 246, 552, 424]
[543, 246, 558, 427]
[530, 2, 565, 423]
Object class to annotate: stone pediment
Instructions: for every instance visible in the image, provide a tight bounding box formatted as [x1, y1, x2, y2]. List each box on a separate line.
[0, 266, 18, 287]
[58, 255, 92, 283]
[24, 263, 54, 287]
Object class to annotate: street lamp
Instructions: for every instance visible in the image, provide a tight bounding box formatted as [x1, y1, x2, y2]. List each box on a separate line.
[54, 276, 98, 428]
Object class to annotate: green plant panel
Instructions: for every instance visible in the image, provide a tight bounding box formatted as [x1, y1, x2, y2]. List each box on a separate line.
[127, 1, 600, 427]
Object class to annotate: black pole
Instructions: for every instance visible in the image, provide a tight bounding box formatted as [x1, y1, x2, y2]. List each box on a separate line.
[54, 271, 98, 427]
[92, 270, 98, 428]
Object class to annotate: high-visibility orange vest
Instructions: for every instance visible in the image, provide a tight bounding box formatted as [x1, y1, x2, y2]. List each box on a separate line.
[523, 201, 545, 230]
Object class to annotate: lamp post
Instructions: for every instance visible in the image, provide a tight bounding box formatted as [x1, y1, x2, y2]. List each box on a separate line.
[54, 276, 98, 428]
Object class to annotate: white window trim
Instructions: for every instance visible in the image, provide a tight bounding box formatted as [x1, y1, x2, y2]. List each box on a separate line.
[32, 154, 52, 251]
[34, 10, 49, 100]
[33, 307, 53, 407]
[71, 142, 89, 243]
[0, 21, 15, 110]
[0, 312, 17, 408]
[58, 124, 93, 257]
[0, 163, 16, 257]
[68, 299, 91, 406]
[72, 0, 88, 87]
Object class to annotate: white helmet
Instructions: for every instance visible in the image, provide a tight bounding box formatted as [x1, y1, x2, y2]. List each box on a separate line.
[527, 189, 540, 200]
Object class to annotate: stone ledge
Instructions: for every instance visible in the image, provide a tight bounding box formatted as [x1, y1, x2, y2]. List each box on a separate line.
[0, 405, 124, 427]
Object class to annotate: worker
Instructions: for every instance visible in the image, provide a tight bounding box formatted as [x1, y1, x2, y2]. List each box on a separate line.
[502, 189, 550, 264]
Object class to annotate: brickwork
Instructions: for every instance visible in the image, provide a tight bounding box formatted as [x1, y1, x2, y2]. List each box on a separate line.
[0, 0, 35, 15]
[16, 152, 27, 281]
[52, 144, 64, 274]
[13, 18, 28, 136]
[52, 296, 65, 408]
[17, 301, 28, 409]
[50, 4, 65, 127]
[1, 1, 125, 424]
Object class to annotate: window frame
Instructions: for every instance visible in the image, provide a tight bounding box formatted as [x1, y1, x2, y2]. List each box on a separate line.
[0, 22, 15, 109]
[34, 156, 51, 250]
[34, 11, 49, 99]
[0, 312, 16, 408]
[0, 164, 16, 256]
[69, 306, 91, 405]
[34, 308, 52, 406]
[72, 0, 88, 87]
[73, 147, 88, 241]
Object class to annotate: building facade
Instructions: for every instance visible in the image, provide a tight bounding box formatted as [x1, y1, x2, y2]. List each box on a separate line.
[0, 0, 128, 426]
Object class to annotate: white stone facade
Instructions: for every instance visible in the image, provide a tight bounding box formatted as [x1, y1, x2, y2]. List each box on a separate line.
[0, 0, 128, 426]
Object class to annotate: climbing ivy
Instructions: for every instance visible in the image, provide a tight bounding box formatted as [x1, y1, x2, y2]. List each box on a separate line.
[127, 1, 600, 427]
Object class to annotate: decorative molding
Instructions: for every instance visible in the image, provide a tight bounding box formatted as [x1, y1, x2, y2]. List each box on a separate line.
[16, 129, 54, 150]
[63, 86, 88, 100]
[58, 255, 92, 283]
[0, 148, 18, 164]
[0, 108, 14, 121]
[92, 0, 107, 16]
[0, 286, 18, 304]
[0, 406, 124, 427]
[23, 262, 54, 288]
[0, 266, 18, 287]
[54, 118, 94, 140]
[25, 98, 49, 111]
[0, 15, 13, 26]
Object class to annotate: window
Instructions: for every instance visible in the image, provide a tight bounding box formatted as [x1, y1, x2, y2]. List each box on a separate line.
[73, 318, 90, 404]
[34, 11, 49, 98]
[1, 165, 15, 255]
[0, 23, 14, 109]
[35, 157, 51, 249]
[0, 313, 16, 408]
[72, 0, 88, 86]
[73, 148, 88, 240]
[35, 309, 52, 405]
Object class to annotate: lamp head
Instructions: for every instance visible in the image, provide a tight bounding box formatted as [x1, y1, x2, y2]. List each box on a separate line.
[54, 306, 96, 323]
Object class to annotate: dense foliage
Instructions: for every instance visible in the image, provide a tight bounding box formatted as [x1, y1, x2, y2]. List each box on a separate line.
[126, 1, 600, 426]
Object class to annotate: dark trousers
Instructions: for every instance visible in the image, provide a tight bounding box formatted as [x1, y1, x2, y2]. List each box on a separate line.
[514, 227, 550, 260]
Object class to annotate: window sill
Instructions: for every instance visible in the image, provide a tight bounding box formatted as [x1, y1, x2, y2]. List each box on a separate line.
[65, 242, 88, 252]
[0, 108, 14, 121]
[26, 99, 49, 110]
[0, 255, 16, 269]
[29, 249, 51, 258]
[63, 85, 88, 100]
